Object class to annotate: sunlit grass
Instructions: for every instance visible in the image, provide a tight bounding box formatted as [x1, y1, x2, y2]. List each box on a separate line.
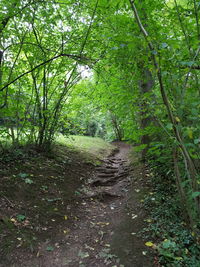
[0, 128, 115, 163]
[56, 134, 115, 161]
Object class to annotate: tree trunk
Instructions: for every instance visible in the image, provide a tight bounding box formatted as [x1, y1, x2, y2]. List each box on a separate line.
[139, 68, 154, 161]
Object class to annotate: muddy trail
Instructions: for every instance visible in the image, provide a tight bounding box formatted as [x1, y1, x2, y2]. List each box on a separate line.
[1, 142, 154, 267]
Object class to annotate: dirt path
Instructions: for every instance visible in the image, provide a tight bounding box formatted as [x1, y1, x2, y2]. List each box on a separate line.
[1, 142, 154, 267]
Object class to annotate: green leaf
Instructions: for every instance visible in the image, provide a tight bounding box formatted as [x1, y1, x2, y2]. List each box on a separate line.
[24, 178, 34, 184]
[162, 239, 176, 249]
[166, 123, 173, 130]
[194, 139, 200, 144]
[18, 173, 29, 179]
[16, 214, 26, 221]
[191, 192, 200, 199]
[46, 246, 54, 251]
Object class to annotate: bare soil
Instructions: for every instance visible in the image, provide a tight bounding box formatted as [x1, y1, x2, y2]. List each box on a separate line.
[0, 142, 155, 267]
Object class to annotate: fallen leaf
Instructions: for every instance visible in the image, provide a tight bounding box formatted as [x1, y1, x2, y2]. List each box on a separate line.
[146, 219, 152, 223]
[145, 241, 154, 247]
[131, 214, 138, 219]
[85, 244, 95, 250]
[78, 250, 90, 259]
[55, 243, 60, 248]
[97, 222, 109, 225]
[191, 232, 195, 237]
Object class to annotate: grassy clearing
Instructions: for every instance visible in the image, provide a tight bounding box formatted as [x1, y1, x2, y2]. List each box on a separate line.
[56, 135, 115, 163]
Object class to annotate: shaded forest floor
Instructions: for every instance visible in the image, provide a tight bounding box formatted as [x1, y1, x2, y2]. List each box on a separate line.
[0, 139, 155, 267]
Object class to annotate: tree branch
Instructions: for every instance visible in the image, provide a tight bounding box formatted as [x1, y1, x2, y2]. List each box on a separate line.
[0, 53, 89, 92]
[179, 65, 200, 70]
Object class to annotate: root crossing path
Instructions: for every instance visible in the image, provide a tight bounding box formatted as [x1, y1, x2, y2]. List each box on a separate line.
[22, 142, 153, 267]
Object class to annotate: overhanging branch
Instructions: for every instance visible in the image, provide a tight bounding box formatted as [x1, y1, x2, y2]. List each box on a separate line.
[0, 53, 89, 92]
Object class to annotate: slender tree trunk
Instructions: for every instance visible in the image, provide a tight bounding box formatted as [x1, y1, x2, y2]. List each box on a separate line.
[139, 68, 154, 161]
[173, 148, 194, 227]
[110, 113, 123, 141]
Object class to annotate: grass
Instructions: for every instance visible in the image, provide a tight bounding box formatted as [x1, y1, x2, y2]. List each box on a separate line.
[56, 134, 115, 163]
[0, 126, 115, 161]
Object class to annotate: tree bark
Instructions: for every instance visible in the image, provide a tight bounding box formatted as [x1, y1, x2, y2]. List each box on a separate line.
[139, 68, 154, 161]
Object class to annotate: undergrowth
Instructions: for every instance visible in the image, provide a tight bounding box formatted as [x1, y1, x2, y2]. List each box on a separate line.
[142, 147, 200, 267]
